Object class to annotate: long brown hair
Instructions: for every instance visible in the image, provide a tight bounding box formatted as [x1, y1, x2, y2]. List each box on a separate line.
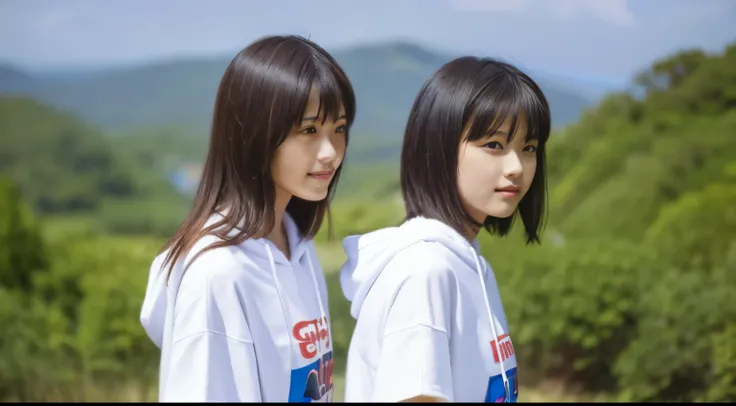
[160, 35, 356, 277]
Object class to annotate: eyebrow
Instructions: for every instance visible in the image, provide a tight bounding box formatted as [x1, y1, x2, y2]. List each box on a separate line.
[301, 114, 347, 122]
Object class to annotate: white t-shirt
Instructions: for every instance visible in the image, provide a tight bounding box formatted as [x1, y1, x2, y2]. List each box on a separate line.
[140, 212, 335, 402]
[339, 216, 519, 402]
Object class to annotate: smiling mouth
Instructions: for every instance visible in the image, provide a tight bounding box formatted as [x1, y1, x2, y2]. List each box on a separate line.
[308, 170, 335, 180]
[495, 186, 520, 194]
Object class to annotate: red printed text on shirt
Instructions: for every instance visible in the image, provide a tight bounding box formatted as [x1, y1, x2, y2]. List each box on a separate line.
[490, 333, 515, 363]
[293, 316, 331, 359]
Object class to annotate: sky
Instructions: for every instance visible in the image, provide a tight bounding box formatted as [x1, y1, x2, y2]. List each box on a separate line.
[1, 0, 735, 85]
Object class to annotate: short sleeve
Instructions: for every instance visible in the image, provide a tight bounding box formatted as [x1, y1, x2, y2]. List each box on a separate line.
[163, 331, 262, 402]
[372, 245, 457, 402]
[161, 251, 262, 402]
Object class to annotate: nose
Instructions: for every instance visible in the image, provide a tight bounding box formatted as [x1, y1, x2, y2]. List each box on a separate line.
[317, 134, 338, 164]
[503, 151, 523, 179]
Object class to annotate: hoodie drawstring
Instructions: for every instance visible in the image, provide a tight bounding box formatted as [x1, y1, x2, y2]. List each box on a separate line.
[265, 243, 329, 380]
[470, 245, 509, 402]
[265, 243, 295, 375]
[305, 250, 329, 364]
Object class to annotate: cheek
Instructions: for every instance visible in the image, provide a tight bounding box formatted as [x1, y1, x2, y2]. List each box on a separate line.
[457, 148, 498, 204]
[522, 158, 538, 188]
[333, 134, 347, 164]
[271, 139, 309, 187]
[459, 152, 499, 193]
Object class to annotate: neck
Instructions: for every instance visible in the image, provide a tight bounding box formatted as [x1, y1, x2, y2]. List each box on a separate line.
[266, 186, 292, 241]
[462, 221, 481, 244]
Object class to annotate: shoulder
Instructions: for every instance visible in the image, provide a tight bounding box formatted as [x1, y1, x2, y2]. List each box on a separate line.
[375, 241, 460, 314]
[380, 242, 458, 335]
[385, 240, 459, 285]
[174, 233, 267, 306]
[169, 235, 256, 340]
[180, 235, 248, 287]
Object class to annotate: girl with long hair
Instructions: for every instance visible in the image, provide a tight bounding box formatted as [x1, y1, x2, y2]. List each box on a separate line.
[140, 34, 355, 402]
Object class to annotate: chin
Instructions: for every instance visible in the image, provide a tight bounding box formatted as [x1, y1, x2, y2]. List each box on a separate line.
[485, 205, 518, 219]
[293, 188, 330, 202]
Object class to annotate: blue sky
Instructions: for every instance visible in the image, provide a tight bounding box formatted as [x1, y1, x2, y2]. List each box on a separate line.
[1, 0, 734, 85]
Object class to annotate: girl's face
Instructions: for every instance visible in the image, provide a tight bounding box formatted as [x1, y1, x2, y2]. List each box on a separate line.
[271, 86, 347, 204]
[457, 118, 539, 224]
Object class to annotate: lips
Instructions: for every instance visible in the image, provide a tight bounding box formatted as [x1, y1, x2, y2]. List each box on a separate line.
[308, 169, 335, 180]
[495, 185, 519, 193]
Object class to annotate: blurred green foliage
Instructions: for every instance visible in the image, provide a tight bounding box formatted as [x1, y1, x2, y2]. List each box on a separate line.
[0, 43, 734, 402]
[478, 43, 736, 402]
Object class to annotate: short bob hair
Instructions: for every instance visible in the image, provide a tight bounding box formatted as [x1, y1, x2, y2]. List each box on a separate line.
[400, 56, 551, 244]
[161, 35, 356, 276]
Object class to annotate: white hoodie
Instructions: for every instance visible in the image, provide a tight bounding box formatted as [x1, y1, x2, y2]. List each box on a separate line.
[339, 216, 519, 403]
[140, 212, 335, 402]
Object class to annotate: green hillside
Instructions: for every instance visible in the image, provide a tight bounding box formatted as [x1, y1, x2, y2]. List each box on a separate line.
[549, 45, 736, 240]
[0, 42, 592, 146]
[0, 97, 144, 213]
[0, 96, 192, 236]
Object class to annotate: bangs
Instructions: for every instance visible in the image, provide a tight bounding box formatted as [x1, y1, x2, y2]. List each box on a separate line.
[290, 57, 356, 127]
[465, 72, 551, 145]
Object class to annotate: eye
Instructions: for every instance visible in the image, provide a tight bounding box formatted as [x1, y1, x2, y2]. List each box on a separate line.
[299, 126, 317, 134]
[523, 145, 538, 153]
[483, 141, 503, 150]
[335, 125, 347, 134]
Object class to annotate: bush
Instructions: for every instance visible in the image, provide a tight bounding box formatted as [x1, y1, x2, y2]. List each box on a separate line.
[0, 177, 73, 401]
[614, 259, 736, 402]
[0, 214, 163, 401]
[491, 239, 646, 390]
[482, 230, 736, 402]
[53, 235, 162, 387]
[645, 182, 736, 271]
[0, 177, 49, 291]
[0, 287, 74, 402]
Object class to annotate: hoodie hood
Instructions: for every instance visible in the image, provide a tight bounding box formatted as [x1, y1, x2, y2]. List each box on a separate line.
[140, 210, 312, 348]
[340, 215, 512, 401]
[339, 216, 485, 320]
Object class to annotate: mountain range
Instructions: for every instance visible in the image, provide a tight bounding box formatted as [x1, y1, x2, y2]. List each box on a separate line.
[0, 41, 599, 144]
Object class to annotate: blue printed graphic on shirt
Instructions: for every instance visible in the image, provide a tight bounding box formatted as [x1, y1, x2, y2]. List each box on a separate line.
[484, 366, 518, 403]
[288, 351, 334, 403]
